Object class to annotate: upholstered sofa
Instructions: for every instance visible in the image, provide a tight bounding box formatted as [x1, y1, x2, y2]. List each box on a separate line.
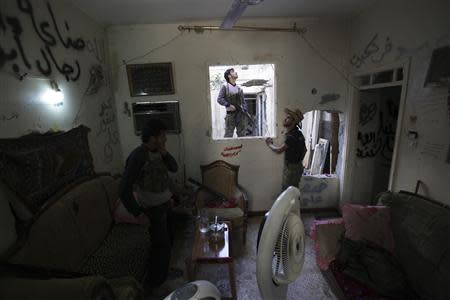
[0, 175, 149, 300]
[312, 191, 450, 300]
[0, 126, 151, 299]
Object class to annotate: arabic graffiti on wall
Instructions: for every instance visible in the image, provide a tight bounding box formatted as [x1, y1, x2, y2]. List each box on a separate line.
[72, 64, 107, 126]
[85, 64, 104, 96]
[0, 111, 19, 123]
[85, 38, 110, 87]
[350, 34, 393, 69]
[97, 98, 119, 163]
[357, 99, 398, 159]
[0, 0, 85, 81]
[221, 144, 243, 157]
[86, 38, 105, 64]
[300, 180, 329, 205]
[359, 102, 377, 126]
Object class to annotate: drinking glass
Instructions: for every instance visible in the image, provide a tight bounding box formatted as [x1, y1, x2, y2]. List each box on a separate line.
[198, 208, 209, 233]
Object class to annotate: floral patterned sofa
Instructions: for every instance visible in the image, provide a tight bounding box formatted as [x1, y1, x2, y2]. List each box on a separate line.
[0, 126, 148, 300]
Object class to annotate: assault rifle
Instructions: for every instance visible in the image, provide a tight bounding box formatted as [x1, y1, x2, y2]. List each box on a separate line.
[234, 104, 254, 125]
[228, 104, 254, 136]
[188, 178, 228, 202]
[188, 178, 239, 208]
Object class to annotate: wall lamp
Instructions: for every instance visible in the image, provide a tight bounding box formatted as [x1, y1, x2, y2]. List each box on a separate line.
[41, 80, 64, 107]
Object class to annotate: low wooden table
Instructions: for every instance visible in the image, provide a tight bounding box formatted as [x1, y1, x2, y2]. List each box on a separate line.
[187, 221, 237, 300]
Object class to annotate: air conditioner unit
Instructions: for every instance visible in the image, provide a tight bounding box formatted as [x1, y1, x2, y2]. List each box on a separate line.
[132, 101, 181, 135]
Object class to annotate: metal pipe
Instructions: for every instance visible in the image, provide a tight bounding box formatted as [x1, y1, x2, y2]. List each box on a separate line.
[178, 24, 306, 34]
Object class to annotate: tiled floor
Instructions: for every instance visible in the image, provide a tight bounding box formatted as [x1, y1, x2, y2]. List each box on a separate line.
[146, 214, 336, 300]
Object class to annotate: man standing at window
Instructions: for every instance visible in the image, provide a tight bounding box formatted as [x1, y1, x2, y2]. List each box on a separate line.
[217, 68, 250, 137]
[266, 108, 307, 191]
[119, 118, 178, 292]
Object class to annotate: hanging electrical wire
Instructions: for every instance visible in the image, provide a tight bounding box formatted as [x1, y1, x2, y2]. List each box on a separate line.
[124, 31, 185, 65]
[1, 31, 185, 81]
[104, 31, 185, 77]
[178, 23, 359, 90]
[296, 30, 360, 90]
[4, 23, 357, 91]
[71, 31, 186, 125]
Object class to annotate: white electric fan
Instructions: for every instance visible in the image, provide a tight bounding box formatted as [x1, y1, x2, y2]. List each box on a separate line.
[163, 280, 220, 300]
[256, 186, 306, 299]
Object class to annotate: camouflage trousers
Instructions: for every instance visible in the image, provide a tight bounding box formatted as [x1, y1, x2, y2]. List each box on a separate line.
[224, 111, 250, 137]
[282, 161, 304, 191]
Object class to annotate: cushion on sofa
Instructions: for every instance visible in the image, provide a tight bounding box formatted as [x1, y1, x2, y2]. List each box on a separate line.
[342, 204, 394, 253]
[0, 126, 95, 214]
[0, 183, 20, 256]
[0, 275, 115, 300]
[79, 224, 150, 282]
[381, 192, 450, 300]
[311, 218, 345, 270]
[113, 199, 149, 225]
[336, 237, 414, 299]
[107, 277, 144, 300]
[0, 148, 47, 213]
[9, 202, 86, 271]
[328, 260, 380, 300]
[59, 178, 112, 257]
[98, 176, 120, 213]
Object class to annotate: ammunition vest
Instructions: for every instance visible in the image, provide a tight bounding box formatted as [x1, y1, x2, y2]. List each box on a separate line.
[225, 84, 244, 108]
[136, 151, 169, 193]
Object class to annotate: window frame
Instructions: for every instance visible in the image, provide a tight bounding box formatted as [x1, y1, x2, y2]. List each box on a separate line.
[208, 63, 277, 141]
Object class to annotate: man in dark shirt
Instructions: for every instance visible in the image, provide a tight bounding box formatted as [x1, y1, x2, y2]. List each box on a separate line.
[266, 108, 307, 191]
[119, 118, 178, 289]
[217, 68, 251, 137]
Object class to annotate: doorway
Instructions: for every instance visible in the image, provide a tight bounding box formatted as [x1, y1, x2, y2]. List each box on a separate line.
[302, 110, 343, 176]
[351, 86, 402, 204]
[244, 92, 268, 136]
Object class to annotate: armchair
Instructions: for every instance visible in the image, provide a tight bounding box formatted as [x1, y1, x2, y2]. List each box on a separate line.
[193, 160, 248, 247]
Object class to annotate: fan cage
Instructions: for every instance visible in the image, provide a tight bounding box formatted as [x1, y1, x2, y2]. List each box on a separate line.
[272, 213, 299, 285]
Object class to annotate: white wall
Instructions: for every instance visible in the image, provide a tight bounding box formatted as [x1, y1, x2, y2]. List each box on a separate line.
[0, 0, 122, 254]
[347, 0, 450, 205]
[108, 18, 350, 211]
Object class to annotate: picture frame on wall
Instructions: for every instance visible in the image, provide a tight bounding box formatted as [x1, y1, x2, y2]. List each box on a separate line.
[126, 62, 175, 97]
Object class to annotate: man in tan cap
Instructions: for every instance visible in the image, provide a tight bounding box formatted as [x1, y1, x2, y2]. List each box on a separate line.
[266, 108, 307, 191]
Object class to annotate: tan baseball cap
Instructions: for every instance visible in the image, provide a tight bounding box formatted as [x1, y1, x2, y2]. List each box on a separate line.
[285, 108, 304, 123]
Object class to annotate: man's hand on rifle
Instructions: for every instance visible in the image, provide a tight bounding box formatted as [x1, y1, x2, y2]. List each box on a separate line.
[226, 104, 236, 112]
